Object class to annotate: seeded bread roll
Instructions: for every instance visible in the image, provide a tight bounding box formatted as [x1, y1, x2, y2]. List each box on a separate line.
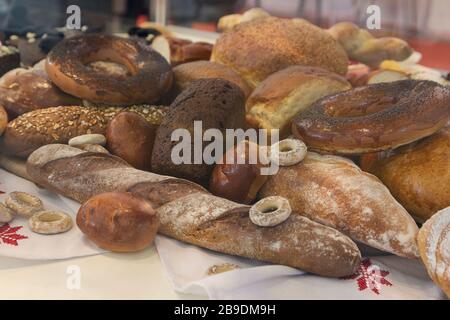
[151, 78, 246, 186]
[2, 106, 107, 158]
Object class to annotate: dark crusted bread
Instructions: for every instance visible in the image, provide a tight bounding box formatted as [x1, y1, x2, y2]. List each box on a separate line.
[151, 78, 246, 186]
[2, 106, 107, 158]
[0, 45, 20, 77]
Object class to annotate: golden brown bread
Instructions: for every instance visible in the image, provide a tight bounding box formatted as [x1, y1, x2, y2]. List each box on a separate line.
[211, 17, 349, 88]
[328, 22, 413, 68]
[26, 144, 361, 277]
[246, 66, 351, 136]
[0, 105, 7, 136]
[0, 62, 80, 119]
[417, 206, 450, 298]
[360, 126, 450, 222]
[167, 61, 252, 102]
[217, 8, 271, 32]
[259, 152, 420, 258]
[76, 192, 159, 252]
[2, 106, 107, 158]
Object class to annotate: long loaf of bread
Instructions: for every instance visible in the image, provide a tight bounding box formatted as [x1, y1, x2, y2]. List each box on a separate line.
[27, 144, 361, 277]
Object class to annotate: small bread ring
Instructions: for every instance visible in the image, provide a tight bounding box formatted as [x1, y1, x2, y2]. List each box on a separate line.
[5, 192, 44, 217]
[292, 80, 450, 154]
[0, 203, 14, 224]
[270, 139, 307, 166]
[250, 196, 291, 227]
[69, 134, 106, 147]
[29, 210, 73, 234]
[76, 144, 109, 154]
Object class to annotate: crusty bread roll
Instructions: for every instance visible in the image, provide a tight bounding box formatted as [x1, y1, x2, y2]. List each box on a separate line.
[26, 144, 361, 277]
[212, 17, 349, 88]
[328, 22, 413, 68]
[0, 62, 80, 119]
[246, 66, 351, 136]
[151, 79, 246, 186]
[360, 126, 450, 222]
[259, 152, 420, 258]
[417, 206, 450, 298]
[165, 61, 252, 103]
[217, 8, 271, 32]
[2, 106, 107, 158]
[77, 192, 159, 252]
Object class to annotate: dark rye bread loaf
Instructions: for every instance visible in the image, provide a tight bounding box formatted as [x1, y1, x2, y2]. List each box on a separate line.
[2, 106, 107, 158]
[151, 78, 246, 186]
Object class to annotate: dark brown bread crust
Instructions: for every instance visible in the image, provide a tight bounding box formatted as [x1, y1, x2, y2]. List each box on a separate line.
[360, 126, 450, 222]
[170, 61, 252, 100]
[212, 17, 349, 87]
[46, 34, 173, 104]
[151, 78, 246, 186]
[2, 106, 107, 158]
[292, 80, 450, 154]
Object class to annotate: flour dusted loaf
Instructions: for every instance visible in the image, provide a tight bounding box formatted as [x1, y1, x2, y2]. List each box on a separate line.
[2, 106, 107, 158]
[26, 144, 361, 277]
[212, 17, 349, 87]
[151, 78, 246, 186]
[246, 66, 351, 136]
[417, 207, 450, 298]
[259, 152, 419, 258]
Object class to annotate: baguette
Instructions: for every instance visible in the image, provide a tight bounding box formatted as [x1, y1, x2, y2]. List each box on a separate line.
[27, 144, 361, 277]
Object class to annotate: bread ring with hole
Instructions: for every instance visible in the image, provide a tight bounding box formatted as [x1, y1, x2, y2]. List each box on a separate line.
[292, 80, 450, 154]
[46, 34, 173, 105]
[68, 134, 106, 147]
[250, 196, 291, 227]
[270, 138, 307, 166]
[5, 191, 44, 217]
[0, 203, 14, 224]
[29, 210, 73, 234]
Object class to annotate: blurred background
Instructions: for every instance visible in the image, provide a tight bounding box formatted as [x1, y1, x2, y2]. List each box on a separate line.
[0, 0, 449, 69]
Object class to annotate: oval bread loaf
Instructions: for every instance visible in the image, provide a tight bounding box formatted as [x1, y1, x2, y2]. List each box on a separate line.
[2, 106, 107, 158]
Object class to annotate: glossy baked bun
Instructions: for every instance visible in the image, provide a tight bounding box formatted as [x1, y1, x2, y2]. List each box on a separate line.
[360, 126, 450, 222]
[211, 17, 349, 87]
[210, 140, 268, 204]
[76, 192, 159, 252]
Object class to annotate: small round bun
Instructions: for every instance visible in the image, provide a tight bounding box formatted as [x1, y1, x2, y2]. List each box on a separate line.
[76, 192, 159, 252]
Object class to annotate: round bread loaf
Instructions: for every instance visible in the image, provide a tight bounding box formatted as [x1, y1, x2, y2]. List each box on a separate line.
[76, 192, 159, 252]
[164, 61, 252, 103]
[360, 126, 450, 222]
[246, 66, 351, 137]
[211, 17, 349, 87]
[151, 78, 246, 186]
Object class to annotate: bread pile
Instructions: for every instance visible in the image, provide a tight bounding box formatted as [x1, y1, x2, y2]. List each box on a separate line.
[0, 15, 449, 296]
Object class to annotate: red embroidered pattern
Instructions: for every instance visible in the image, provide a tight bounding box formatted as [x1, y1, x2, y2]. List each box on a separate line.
[342, 258, 392, 295]
[0, 223, 28, 246]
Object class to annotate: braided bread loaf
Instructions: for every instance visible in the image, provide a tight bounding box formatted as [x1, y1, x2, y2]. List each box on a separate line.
[328, 22, 413, 68]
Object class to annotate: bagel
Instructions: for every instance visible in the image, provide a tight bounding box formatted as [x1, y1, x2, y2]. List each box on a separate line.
[46, 34, 173, 105]
[292, 80, 450, 154]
